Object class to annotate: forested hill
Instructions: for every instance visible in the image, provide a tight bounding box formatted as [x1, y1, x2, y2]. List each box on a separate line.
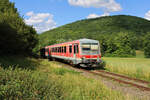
[39, 15, 150, 57]
[39, 15, 150, 46]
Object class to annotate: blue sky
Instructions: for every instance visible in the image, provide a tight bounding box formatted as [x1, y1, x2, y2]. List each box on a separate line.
[10, 0, 150, 33]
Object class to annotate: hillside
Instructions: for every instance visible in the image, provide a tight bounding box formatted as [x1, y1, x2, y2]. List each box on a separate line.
[38, 15, 150, 57]
[39, 15, 150, 47]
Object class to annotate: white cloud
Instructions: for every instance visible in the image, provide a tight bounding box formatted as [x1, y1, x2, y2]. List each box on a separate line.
[100, 12, 110, 16]
[26, 11, 34, 16]
[87, 12, 109, 19]
[145, 10, 150, 20]
[87, 13, 100, 19]
[25, 11, 56, 33]
[68, 0, 122, 13]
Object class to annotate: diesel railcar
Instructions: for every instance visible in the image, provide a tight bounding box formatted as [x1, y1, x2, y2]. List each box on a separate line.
[40, 38, 102, 67]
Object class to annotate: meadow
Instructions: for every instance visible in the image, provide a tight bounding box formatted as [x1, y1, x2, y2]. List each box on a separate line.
[0, 56, 134, 100]
[0, 51, 149, 99]
[103, 51, 150, 81]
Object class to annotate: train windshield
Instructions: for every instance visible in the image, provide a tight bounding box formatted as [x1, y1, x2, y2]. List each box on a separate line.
[82, 43, 99, 54]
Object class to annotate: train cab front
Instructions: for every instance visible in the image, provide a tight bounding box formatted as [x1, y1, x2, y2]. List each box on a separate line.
[80, 41, 102, 67]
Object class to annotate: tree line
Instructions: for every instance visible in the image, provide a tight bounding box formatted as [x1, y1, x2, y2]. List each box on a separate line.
[39, 15, 150, 58]
[0, 0, 38, 55]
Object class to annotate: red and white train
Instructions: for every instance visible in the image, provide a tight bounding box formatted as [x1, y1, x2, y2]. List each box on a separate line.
[40, 38, 102, 67]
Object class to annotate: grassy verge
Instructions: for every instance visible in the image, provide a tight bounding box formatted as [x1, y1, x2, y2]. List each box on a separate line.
[0, 56, 134, 100]
[103, 51, 150, 82]
[0, 56, 40, 70]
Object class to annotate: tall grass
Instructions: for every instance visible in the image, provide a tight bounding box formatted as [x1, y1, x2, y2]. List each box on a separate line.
[0, 67, 64, 100]
[0, 56, 40, 70]
[37, 60, 133, 100]
[0, 57, 134, 100]
[103, 51, 150, 81]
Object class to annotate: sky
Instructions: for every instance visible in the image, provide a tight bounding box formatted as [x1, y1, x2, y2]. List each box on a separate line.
[9, 0, 150, 33]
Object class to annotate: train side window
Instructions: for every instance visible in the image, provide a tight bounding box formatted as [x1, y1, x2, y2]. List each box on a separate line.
[76, 45, 79, 53]
[45, 49, 47, 52]
[55, 48, 56, 52]
[64, 46, 66, 53]
[74, 44, 79, 54]
[62, 47, 64, 53]
[74, 45, 76, 53]
[60, 47, 62, 53]
[59, 47, 61, 53]
[56, 47, 58, 53]
[69, 45, 72, 53]
[46, 48, 49, 52]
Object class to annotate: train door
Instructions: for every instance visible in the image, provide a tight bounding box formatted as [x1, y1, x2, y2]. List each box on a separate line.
[45, 48, 49, 58]
[69, 44, 73, 58]
[73, 43, 79, 65]
[74, 43, 79, 59]
[49, 48, 51, 57]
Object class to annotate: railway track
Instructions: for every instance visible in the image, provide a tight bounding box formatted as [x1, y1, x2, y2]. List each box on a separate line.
[55, 61, 150, 91]
[80, 69, 150, 91]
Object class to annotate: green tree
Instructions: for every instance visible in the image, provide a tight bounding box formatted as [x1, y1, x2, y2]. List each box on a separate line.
[143, 32, 150, 58]
[0, 0, 38, 55]
[113, 32, 136, 57]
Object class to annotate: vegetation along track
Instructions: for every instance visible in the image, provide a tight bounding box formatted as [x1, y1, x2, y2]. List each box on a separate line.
[84, 69, 150, 91]
[57, 61, 150, 91]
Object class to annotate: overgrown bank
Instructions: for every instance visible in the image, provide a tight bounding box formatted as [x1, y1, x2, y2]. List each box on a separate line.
[0, 57, 134, 100]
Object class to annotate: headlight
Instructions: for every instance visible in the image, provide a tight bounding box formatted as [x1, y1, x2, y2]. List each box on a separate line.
[82, 57, 86, 60]
[82, 57, 86, 62]
[97, 56, 100, 61]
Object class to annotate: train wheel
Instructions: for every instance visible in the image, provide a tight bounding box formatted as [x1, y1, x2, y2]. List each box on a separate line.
[74, 64, 80, 68]
[48, 57, 52, 61]
[70, 61, 80, 67]
[52, 58, 56, 61]
[70, 61, 74, 66]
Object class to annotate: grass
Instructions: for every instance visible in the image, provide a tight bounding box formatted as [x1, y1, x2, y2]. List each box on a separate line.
[0, 56, 40, 70]
[103, 51, 150, 81]
[0, 56, 135, 100]
[37, 60, 134, 100]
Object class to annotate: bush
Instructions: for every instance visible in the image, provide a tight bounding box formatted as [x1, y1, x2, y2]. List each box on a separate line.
[0, 58, 134, 100]
[143, 33, 150, 58]
[0, 67, 64, 100]
[103, 33, 136, 57]
[0, 0, 38, 55]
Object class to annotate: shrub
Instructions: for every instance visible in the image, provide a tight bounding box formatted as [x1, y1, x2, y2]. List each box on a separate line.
[143, 33, 150, 58]
[0, 67, 64, 100]
[0, 0, 38, 55]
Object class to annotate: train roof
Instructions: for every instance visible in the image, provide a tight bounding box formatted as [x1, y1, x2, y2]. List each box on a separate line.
[45, 38, 99, 48]
[78, 38, 99, 43]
